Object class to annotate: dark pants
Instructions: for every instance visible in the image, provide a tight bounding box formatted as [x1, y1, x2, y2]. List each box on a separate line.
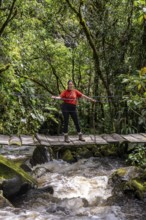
[61, 103, 81, 133]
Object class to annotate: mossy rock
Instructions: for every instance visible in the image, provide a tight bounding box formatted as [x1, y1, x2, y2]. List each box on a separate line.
[90, 145, 102, 157]
[124, 179, 146, 200]
[0, 155, 37, 186]
[111, 166, 145, 200]
[62, 149, 74, 162]
[115, 168, 127, 177]
[97, 145, 118, 157]
[75, 147, 93, 158]
[111, 166, 142, 183]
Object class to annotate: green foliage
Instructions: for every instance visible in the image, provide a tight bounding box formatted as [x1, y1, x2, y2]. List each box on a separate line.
[127, 145, 146, 168]
[120, 68, 146, 132]
[0, 0, 146, 137]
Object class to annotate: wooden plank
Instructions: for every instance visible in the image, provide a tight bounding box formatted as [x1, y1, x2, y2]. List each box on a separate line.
[69, 136, 82, 145]
[121, 134, 140, 143]
[140, 133, 146, 138]
[35, 133, 50, 146]
[111, 133, 126, 143]
[82, 135, 95, 144]
[9, 135, 21, 146]
[45, 135, 65, 146]
[45, 135, 59, 142]
[91, 135, 108, 145]
[130, 134, 146, 143]
[69, 135, 93, 145]
[0, 135, 10, 145]
[20, 135, 37, 145]
[57, 136, 74, 146]
[101, 134, 119, 143]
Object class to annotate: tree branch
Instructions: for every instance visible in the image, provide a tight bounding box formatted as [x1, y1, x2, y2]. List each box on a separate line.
[15, 73, 54, 95]
[42, 40, 66, 92]
[0, 63, 10, 74]
[65, 0, 114, 104]
[0, 0, 17, 36]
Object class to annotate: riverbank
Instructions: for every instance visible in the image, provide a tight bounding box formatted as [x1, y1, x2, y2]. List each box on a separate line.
[0, 144, 146, 219]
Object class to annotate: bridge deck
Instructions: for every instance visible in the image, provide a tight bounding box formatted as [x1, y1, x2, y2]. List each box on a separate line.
[0, 133, 146, 146]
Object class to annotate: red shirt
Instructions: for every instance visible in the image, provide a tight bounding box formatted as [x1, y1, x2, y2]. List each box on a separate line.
[60, 89, 83, 105]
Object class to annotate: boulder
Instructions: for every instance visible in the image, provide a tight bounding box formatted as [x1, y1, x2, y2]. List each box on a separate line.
[61, 149, 75, 162]
[110, 166, 146, 200]
[30, 146, 50, 167]
[2, 175, 23, 198]
[0, 155, 37, 186]
[111, 166, 142, 183]
[0, 155, 37, 199]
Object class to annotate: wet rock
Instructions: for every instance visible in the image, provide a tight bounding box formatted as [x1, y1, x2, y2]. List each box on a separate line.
[0, 191, 13, 208]
[2, 175, 23, 198]
[20, 164, 32, 173]
[13, 185, 54, 208]
[110, 166, 146, 200]
[37, 185, 54, 194]
[30, 146, 50, 167]
[24, 185, 54, 198]
[111, 166, 142, 183]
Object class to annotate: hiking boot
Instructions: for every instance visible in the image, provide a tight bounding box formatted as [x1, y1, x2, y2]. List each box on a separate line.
[78, 132, 85, 141]
[64, 134, 70, 143]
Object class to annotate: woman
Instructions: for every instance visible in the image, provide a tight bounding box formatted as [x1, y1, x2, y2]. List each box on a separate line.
[51, 80, 96, 143]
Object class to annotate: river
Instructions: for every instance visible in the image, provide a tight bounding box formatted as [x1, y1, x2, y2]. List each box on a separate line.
[0, 145, 146, 220]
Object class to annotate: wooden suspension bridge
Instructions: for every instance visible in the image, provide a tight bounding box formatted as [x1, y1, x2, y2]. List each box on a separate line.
[0, 133, 146, 147]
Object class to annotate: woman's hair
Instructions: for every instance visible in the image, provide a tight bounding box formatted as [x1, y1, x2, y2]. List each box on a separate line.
[68, 80, 73, 85]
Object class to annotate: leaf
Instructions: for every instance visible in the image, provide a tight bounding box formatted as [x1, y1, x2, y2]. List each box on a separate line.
[122, 78, 129, 83]
[138, 84, 142, 90]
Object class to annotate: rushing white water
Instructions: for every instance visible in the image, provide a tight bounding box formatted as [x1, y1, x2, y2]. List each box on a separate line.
[0, 147, 146, 220]
[34, 159, 112, 206]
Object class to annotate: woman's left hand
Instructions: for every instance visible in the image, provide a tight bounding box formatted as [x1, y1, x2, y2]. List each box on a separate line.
[91, 98, 96, 103]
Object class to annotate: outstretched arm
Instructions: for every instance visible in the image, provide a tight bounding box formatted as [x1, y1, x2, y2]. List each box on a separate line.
[82, 94, 96, 103]
[51, 95, 61, 100]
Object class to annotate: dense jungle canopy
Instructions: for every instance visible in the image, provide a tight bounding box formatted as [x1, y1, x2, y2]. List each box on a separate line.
[0, 0, 146, 135]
